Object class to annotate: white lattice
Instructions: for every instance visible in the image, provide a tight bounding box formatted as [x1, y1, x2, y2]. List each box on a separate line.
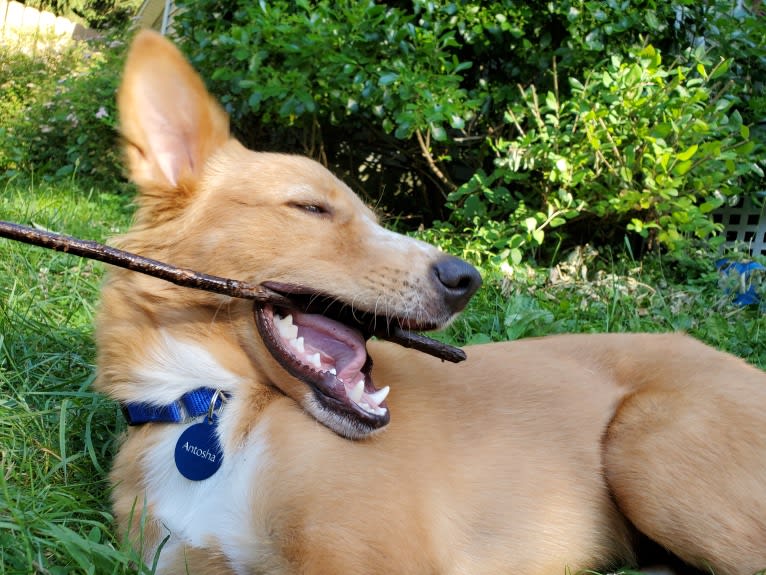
[714, 195, 766, 256]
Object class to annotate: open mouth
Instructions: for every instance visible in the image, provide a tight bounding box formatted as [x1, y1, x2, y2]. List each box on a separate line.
[254, 283, 430, 431]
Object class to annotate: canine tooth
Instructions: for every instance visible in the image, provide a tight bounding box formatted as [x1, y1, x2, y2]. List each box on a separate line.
[329, 367, 337, 376]
[348, 380, 365, 403]
[290, 336, 305, 353]
[308, 352, 321, 368]
[367, 386, 390, 406]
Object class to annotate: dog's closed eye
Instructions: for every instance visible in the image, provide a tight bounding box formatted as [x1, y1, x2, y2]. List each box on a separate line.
[289, 202, 331, 217]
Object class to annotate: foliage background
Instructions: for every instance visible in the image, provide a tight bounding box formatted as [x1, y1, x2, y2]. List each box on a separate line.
[172, 0, 766, 267]
[0, 34, 128, 185]
[3, 1, 765, 267]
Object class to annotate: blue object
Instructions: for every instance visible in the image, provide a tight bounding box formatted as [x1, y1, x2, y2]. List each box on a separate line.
[174, 416, 224, 481]
[715, 258, 765, 306]
[121, 387, 224, 425]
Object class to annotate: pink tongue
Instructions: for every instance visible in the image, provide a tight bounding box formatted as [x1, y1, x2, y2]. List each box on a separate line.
[290, 310, 367, 381]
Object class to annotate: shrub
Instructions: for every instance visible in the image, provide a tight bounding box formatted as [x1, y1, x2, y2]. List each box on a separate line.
[0, 34, 127, 185]
[439, 44, 762, 267]
[174, 0, 702, 221]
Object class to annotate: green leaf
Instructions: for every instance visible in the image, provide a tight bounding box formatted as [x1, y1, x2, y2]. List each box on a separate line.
[645, 10, 661, 31]
[625, 64, 641, 87]
[545, 91, 558, 112]
[394, 123, 411, 139]
[379, 72, 399, 86]
[700, 200, 723, 214]
[628, 218, 644, 233]
[524, 217, 537, 232]
[650, 123, 672, 139]
[532, 228, 544, 244]
[510, 247, 523, 265]
[710, 58, 731, 80]
[676, 144, 698, 162]
[673, 160, 693, 176]
[449, 114, 465, 129]
[431, 124, 447, 141]
[734, 141, 756, 155]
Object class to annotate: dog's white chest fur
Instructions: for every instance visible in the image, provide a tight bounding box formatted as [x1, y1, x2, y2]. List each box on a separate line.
[145, 425, 269, 573]
[138, 335, 271, 573]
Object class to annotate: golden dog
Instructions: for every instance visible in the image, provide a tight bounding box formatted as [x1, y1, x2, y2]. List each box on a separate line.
[95, 30, 766, 574]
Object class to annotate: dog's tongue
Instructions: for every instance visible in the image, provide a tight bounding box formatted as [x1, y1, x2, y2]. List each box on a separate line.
[273, 309, 367, 382]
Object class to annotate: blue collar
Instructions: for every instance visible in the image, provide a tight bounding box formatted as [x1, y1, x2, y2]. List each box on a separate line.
[121, 387, 225, 426]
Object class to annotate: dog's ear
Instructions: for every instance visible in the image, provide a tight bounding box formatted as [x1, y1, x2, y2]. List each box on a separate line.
[118, 30, 229, 203]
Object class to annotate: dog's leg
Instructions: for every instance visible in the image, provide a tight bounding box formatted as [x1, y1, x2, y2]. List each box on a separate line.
[603, 338, 766, 575]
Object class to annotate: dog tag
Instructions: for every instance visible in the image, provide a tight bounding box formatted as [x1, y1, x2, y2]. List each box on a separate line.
[174, 417, 223, 481]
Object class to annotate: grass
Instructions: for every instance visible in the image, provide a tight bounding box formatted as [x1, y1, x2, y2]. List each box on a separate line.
[2, 176, 766, 573]
[442, 244, 766, 368]
[0, 176, 139, 573]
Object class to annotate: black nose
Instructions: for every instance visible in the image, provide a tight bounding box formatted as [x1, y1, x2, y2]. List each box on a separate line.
[432, 256, 482, 313]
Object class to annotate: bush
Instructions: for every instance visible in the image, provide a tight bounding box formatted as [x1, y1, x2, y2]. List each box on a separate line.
[174, 0, 697, 220]
[0, 34, 127, 185]
[175, 0, 482, 216]
[440, 44, 761, 267]
[172, 0, 765, 265]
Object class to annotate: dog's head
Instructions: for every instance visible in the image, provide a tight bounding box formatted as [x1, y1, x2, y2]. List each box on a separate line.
[97, 31, 480, 439]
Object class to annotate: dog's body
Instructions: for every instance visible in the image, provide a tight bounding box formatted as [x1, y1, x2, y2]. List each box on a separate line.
[96, 31, 766, 575]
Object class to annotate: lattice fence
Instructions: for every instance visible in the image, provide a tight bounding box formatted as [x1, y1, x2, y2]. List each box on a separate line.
[714, 195, 766, 256]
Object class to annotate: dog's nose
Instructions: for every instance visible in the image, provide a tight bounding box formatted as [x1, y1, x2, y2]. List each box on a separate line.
[432, 256, 482, 312]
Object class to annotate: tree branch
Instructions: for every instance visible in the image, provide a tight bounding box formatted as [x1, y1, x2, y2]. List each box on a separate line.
[415, 128, 457, 192]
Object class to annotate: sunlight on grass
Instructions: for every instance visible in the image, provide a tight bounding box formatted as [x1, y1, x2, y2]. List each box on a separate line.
[0, 178, 144, 572]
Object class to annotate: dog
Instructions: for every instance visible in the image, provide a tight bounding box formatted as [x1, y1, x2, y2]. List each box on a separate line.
[94, 30, 766, 575]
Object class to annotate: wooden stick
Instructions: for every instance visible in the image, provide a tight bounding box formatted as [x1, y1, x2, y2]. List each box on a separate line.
[0, 220, 292, 305]
[379, 327, 467, 363]
[0, 221, 467, 363]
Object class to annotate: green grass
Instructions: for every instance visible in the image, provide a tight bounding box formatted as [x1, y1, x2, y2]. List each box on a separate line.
[441, 244, 766, 368]
[2, 176, 765, 573]
[0, 177, 140, 573]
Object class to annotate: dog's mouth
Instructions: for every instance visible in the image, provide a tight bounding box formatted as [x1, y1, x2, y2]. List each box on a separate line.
[254, 282, 435, 432]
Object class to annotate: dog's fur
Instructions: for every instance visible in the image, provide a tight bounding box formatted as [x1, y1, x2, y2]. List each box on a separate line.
[95, 30, 766, 575]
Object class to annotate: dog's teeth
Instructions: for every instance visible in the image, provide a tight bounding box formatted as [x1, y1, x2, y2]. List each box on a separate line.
[276, 314, 299, 340]
[367, 386, 390, 406]
[308, 352, 321, 368]
[329, 367, 337, 376]
[349, 380, 365, 403]
[290, 336, 305, 353]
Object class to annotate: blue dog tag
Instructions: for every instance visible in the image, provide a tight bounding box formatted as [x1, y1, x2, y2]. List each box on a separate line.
[174, 417, 223, 481]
